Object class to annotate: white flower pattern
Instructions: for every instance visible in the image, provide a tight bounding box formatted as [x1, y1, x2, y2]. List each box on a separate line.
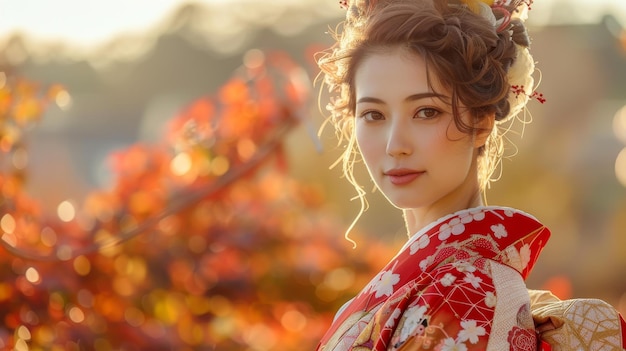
[484, 291, 497, 308]
[463, 273, 482, 289]
[410, 234, 430, 255]
[440, 337, 468, 351]
[320, 207, 551, 351]
[399, 305, 428, 341]
[452, 261, 476, 273]
[385, 308, 402, 328]
[373, 268, 400, 298]
[438, 218, 465, 240]
[439, 209, 486, 241]
[419, 255, 433, 271]
[440, 273, 457, 287]
[504, 244, 531, 272]
[459, 208, 486, 224]
[519, 244, 531, 269]
[491, 223, 507, 238]
[458, 320, 486, 344]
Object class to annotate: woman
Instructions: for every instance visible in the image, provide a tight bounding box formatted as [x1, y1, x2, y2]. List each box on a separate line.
[316, 0, 626, 350]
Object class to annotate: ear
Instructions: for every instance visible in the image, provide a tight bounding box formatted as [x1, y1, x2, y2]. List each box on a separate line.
[473, 112, 495, 149]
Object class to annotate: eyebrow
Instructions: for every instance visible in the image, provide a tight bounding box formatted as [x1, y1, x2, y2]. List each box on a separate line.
[356, 92, 448, 104]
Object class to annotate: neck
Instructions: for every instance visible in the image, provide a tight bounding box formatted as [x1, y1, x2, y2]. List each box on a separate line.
[401, 148, 488, 237]
[403, 184, 484, 237]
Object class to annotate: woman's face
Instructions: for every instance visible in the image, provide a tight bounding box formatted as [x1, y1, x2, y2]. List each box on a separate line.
[354, 48, 484, 216]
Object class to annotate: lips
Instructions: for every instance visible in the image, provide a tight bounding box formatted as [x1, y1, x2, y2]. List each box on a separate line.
[384, 168, 424, 185]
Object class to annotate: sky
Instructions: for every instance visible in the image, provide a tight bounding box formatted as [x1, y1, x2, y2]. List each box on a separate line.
[0, 0, 625, 47]
[0, 0, 223, 45]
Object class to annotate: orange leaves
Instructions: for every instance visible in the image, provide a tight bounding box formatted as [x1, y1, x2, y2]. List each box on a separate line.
[11, 97, 43, 126]
[108, 144, 170, 217]
[0, 50, 395, 350]
[0, 85, 11, 116]
[219, 76, 250, 104]
[83, 191, 119, 223]
[166, 49, 311, 188]
[0, 74, 68, 153]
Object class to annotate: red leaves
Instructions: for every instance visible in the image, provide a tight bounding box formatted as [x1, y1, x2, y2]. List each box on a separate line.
[0, 51, 391, 350]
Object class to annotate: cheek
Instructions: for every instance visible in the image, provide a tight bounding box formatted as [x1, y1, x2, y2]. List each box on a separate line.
[355, 124, 375, 157]
[355, 125, 385, 175]
[443, 121, 475, 153]
[428, 125, 475, 169]
[443, 118, 468, 141]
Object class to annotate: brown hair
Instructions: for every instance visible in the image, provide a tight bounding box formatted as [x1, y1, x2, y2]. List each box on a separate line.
[317, 0, 533, 238]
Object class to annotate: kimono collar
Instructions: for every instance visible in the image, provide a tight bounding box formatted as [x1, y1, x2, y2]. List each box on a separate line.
[402, 206, 550, 279]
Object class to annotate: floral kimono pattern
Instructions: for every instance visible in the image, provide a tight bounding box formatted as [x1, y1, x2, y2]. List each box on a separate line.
[318, 206, 548, 350]
[317, 206, 626, 351]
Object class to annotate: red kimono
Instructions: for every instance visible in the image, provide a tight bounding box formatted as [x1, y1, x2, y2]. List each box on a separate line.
[318, 207, 626, 350]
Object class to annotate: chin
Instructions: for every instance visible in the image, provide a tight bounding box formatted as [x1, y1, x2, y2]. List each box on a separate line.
[385, 196, 426, 210]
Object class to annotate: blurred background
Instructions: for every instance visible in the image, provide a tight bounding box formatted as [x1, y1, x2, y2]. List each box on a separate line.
[1, 0, 626, 349]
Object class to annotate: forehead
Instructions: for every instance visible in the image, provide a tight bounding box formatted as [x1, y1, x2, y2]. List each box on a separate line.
[354, 47, 444, 99]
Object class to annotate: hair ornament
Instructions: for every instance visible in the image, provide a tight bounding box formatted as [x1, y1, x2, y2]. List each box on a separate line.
[460, 0, 534, 33]
[466, 0, 540, 122]
[492, 5, 512, 32]
[511, 85, 546, 104]
[460, 0, 495, 14]
[339, 0, 378, 25]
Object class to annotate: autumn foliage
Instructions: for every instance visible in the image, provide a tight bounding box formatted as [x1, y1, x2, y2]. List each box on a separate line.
[0, 52, 392, 350]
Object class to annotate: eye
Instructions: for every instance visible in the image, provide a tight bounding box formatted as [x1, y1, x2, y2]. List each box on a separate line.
[414, 108, 440, 119]
[359, 110, 385, 121]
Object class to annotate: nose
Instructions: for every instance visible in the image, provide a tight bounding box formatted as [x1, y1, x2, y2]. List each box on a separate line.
[386, 119, 413, 157]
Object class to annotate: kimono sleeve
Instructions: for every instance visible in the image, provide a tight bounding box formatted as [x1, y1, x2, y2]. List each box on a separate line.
[530, 289, 626, 350]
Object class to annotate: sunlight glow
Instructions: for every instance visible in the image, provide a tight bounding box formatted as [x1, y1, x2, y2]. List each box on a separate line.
[55, 89, 72, 110]
[170, 152, 192, 176]
[68, 306, 85, 323]
[16, 325, 31, 341]
[73, 255, 91, 276]
[1, 0, 622, 52]
[57, 200, 76, 222]
[615, 148, 626, 187]
[11, 147, 28, 170]
[0, 213, 16, 234]
[613, 105, 626, 144]
[280, 309, 307, 332]
[25, 267, 41, 284]
[210, 156, 230, 176]
[40, 227, 57, 247]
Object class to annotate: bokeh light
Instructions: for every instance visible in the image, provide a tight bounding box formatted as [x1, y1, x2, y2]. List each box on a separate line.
[24, 267, 40, 284]
[616, 148, 626, 187]
[614, 105, 626, 187]
[170, 152, 192, 176]
[57, 200, 76, 222]
[54, 89, 72, 110]
[1, 213, 16, 234]
[11, 147, 28, 170]
[210, 156, 229, 176]
[613, 105, 626, 144]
